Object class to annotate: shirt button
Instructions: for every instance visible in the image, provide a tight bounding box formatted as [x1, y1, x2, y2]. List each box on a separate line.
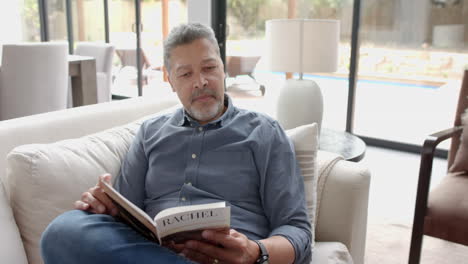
[181, 197, 186, 201]
[198, 127, 203, 132]
[192, 154, 197, 159]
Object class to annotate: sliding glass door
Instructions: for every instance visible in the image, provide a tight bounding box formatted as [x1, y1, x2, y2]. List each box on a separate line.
[354, 0, 468, 149]
[224, 0, 354, 131]
[109, 0, 188, 98]
[221, 0, 468, 154]
[0, 0, 41, 53]
[72, 0, 106, 43]
[138, 0, 188, 97]
[108, 0, 139, 97]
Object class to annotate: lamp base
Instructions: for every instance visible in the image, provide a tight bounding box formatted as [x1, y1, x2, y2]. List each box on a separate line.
[276, 79, 323, 132]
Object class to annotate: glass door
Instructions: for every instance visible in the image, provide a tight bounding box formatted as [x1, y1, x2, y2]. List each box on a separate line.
[353, 0, 468, 149]
[106, 0, 139, 97]
[109, 0, 188, 98]
[139, 0, 188, 98]
[72, 0, 106, 43]
[0, 0, 41, 58]
[47, 0, 68, 41]
[225, 0, 355, 131]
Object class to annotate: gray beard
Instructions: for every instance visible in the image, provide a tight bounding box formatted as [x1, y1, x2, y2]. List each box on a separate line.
[188, 99, 223, 123]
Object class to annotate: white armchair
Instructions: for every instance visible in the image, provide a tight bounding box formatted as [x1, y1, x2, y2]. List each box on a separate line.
[74, 42, 115, 103]
[0, 43, 68, 120]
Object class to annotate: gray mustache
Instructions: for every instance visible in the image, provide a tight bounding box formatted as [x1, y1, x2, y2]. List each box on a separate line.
[192, 88, 217, 99]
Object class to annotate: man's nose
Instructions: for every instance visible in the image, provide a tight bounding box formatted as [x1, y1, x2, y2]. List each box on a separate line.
[193, 73, 208, 89]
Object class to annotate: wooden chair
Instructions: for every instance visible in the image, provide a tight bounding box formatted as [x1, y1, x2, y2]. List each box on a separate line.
[409, 69, 468, 263]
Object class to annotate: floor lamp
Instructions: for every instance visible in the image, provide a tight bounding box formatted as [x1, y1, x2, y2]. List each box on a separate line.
[265, 19, 340, 133]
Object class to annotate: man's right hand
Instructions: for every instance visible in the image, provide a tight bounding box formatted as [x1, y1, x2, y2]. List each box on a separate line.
[74, 174, 119, 216]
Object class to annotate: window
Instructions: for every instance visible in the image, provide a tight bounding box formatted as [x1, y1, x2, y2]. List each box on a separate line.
[110, 0, 188, 98]
[225, 0, 354, 131]
[354, 0, 468, 149]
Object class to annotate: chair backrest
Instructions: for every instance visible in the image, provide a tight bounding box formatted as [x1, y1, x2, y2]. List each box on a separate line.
[115, 48, 150, 69]
[75, 42, 115, 74]
[448, 69, 468, 168]
[0, 42, 68, 120]
[226, 56, 261, 77]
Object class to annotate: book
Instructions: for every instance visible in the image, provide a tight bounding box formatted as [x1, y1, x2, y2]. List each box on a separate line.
[99, 178, 231, 245]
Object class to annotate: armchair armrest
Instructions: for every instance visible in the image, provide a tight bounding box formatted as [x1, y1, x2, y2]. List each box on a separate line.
[315, 151, 371, 264]
[415, 126, 462, 216]
[422, 126, 462, 155]
[0, 179, 28, 264]
[416, 126, 462, 207]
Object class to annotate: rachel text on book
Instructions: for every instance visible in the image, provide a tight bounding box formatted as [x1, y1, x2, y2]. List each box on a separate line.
[100, 178, 230, 245]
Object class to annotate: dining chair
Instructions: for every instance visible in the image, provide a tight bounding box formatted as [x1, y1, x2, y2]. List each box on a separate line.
[0, 43, 68, 120]
[226, 56, 265, 96]
[115, 48, 153, 86]
[74, 42, 115, 103]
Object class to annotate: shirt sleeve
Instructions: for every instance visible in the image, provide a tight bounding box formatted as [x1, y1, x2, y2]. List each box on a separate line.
[113, 122, 149, 210]
[258, 121, 312, 264]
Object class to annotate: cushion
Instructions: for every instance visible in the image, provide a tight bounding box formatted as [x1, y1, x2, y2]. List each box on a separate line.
[311, 242, 353, 264]
[425, 172, 468, 245]
[6, 116, 318, 264]
[6, 120, 143, 264]
[450, 110, 468, 172]
[286, 123, 319, 244]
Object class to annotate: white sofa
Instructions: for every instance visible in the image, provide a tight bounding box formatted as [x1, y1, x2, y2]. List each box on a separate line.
[0, 97, 370, 264]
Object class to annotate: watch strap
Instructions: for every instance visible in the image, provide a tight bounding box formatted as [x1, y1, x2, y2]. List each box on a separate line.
[253, 240, 269, 264]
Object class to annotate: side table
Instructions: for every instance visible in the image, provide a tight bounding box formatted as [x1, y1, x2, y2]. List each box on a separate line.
[319, 128, 366, 162]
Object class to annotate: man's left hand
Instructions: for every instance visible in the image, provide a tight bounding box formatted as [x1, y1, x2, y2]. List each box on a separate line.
[181, 229, 260, 264]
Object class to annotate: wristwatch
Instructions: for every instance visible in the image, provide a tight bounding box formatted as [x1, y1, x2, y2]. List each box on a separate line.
[253, 240, 269, 264]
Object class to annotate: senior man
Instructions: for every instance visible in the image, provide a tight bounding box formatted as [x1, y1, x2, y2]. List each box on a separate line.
[41, 23, 312, 264]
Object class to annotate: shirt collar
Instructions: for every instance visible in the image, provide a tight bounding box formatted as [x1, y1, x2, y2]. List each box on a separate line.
[177, 94, 235, 128]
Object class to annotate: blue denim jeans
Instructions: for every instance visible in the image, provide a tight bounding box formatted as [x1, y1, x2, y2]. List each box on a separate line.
[41, 210, 194, 264]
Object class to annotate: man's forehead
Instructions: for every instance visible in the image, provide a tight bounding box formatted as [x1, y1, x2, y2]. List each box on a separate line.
[174, 57, 218, 71]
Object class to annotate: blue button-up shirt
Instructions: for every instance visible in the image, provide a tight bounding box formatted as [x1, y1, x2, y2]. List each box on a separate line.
[115, 95, 312, 263]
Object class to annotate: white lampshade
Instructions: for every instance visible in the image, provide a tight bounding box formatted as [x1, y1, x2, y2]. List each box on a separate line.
[265, 19, 340, 74]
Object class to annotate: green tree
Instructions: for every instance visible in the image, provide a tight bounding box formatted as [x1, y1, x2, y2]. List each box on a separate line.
[22, 0, 41, 41]
[307, 0, 346, 9]
[300, 0, 350, 19]
[228, 0, 267, 33]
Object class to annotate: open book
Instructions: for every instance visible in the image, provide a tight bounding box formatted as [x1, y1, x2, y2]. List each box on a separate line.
[100, 179, 231, 244]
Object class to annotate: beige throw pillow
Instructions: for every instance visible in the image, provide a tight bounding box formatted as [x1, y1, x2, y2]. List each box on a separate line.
[450, 111, 468, 173]
[6, 122, 141, 264]
[285, 123, 319, 243]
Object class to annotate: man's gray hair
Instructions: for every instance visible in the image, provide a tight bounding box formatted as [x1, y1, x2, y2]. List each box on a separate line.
[163, 23, 220, 72]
